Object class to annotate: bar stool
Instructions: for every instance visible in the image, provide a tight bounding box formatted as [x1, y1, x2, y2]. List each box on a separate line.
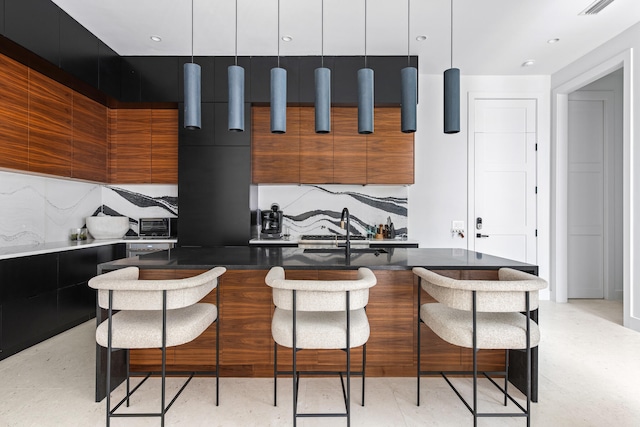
[265, 267, 377, 427]
[89, 266, 226, 426]
[413, 267, 547, 426]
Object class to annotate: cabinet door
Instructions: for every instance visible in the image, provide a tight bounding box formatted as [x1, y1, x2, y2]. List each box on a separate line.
[109, 109, 152, 183]
[299, 107, 333, 183]
[72, 93, 107, 182]
[98, 41, 121, 101]
[151, 109, 178, 183]
[333, 107, 367, 184]
[0, 54, 29, 171]
[251, 106, 300, 184]
[28, 70, 73, 177]
[366, 107, 414, 184]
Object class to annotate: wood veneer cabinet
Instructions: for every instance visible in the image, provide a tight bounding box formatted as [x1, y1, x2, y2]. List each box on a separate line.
[251, 106, 300, 184]
[28, 70, 73, 177]
[130, 268, 504, 376]
[109, 108, 178, 184]
[0, 54, 29, 171]
[251, 106, 413, 184]
[72, 93, 108, 182]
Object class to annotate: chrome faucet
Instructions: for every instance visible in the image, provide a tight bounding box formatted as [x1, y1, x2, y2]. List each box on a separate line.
[340, 207, 351, 257]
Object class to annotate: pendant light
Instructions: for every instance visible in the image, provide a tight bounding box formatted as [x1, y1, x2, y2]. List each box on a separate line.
[271, 0, 287, 134]
[444, 0, 460, 134]
[401, 0, 417, 133]
[228, 0, 245, 132]
[315, 0, 331, 134]
[183, 0, 201, 130]
[358, 0, 374, 134]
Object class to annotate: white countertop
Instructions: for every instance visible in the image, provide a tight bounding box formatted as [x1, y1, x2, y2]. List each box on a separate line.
[0, 238, 177, 260]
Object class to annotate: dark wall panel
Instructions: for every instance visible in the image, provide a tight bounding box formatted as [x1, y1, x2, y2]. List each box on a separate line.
[0, 0, 5, 35]
[332, 56, 363, 105]
[178, 145, 251, 246]
[5, 0, 60, 66]
[120, 57, 141, 102]
[128, 56, 179, 102]
[59, 13, 99, 88]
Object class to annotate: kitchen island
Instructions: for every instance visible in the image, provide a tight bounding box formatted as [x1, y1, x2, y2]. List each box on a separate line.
[95, 246, 539, 402]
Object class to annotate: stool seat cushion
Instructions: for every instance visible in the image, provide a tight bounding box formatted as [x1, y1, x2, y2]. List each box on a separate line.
[421, 303, 540, 350]
[96, 303, 217, 349]
[272, 307, 370, 349]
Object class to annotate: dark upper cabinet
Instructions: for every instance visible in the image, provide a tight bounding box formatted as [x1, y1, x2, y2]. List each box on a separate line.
[99, 41, 122, 100]
[59, 13, 100, 89]
[250, 56, 299, 103]
[5, 0, 61, 66]
[368, 56, 418, 105]
[178, 145, 252, 246]
[214, 56, 251, 103]
[178, 56, 215, 103]
[0, 0, 5, 35]
[126, 56, 179, 102]
[120, 58, 141, 102]
[298, 56, 335, 104]
[214, 103, 251, 146]
[178, 102, 215, 146]
[332, 56, 364, 105]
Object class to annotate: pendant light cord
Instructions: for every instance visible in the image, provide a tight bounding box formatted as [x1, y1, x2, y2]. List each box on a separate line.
[407, 0, 410, 66]
[364, 0, 367, 68]
[191, 0, 194, 63]
[450, 0, 453, 69]
[235, 0, 238, 66]
[321, 0, 324, 68]
[277, 0, 280, 68]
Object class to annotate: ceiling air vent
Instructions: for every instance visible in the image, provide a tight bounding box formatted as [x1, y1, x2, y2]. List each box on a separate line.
[579, 0, 616, 15]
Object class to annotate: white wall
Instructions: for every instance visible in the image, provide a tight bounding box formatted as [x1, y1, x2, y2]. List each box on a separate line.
[409, 72, 551, 296]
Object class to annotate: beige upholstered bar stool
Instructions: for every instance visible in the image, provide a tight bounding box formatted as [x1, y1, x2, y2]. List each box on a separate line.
[265, 267, 377, 427]
[89, 266, 226, 427]
[413, 267, 547, 427]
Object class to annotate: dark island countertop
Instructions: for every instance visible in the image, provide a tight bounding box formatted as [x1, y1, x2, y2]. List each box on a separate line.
[98, 246, 537, 274]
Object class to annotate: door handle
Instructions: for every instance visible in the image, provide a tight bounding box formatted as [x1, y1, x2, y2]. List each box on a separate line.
[476, 233, 490, 238]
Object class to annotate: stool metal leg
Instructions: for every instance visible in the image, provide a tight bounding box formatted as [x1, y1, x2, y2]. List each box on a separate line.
[292, 289, 297, 427]
[361, 343, 366, 406]
[417, 277, 421, 406]
[216, 284, 220, 406]
[273, 342, 278, 406]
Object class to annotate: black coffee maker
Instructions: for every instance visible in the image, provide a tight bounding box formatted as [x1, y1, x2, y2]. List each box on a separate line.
[261, 203, 283, 238]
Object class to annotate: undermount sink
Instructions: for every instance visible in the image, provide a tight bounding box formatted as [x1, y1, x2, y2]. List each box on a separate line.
[303, 248, 388, 255]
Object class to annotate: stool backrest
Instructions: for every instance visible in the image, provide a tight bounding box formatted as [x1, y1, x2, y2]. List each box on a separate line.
[265, 267, 377, 312]
[89, 266, 226, 310]
[413, 267, 547, 312]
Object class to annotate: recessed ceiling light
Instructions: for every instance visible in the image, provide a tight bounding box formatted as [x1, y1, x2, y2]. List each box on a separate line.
[150, 36, 162, 42]
[416, 35, 428, 41]
[547, 38, 560, 44]
[281, 36, 293, 42]
[521, 60, 536, 67]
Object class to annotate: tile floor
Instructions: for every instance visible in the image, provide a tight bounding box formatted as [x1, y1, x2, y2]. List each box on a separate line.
[0, 299, 639, 426]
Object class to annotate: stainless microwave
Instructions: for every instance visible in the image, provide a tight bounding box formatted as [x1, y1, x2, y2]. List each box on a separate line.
[139, 217, 177, 238]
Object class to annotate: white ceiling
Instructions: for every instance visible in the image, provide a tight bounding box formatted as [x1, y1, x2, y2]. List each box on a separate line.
[51, 0, 640, 75]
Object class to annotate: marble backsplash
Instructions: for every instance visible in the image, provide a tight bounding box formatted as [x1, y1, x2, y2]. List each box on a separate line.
[0, 170, 178, 247]
[257, 185, 408, 238]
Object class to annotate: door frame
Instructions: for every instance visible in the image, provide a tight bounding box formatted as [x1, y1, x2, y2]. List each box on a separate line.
[468, 92, 549, 298]
[551, 49, 636, 329]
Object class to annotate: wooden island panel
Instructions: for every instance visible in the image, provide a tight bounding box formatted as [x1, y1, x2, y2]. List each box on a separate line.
[131, 269, 504, 377]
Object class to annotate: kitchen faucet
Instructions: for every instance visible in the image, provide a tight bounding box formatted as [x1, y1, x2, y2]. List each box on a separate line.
[340, 207, 351, 257]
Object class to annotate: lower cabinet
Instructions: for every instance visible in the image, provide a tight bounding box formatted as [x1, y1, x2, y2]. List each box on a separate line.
[0, 243, 125, 360]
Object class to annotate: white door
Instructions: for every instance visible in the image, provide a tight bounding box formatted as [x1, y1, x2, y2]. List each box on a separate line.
[471, 99, 537, 264]
[567, 91, 614, 298]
